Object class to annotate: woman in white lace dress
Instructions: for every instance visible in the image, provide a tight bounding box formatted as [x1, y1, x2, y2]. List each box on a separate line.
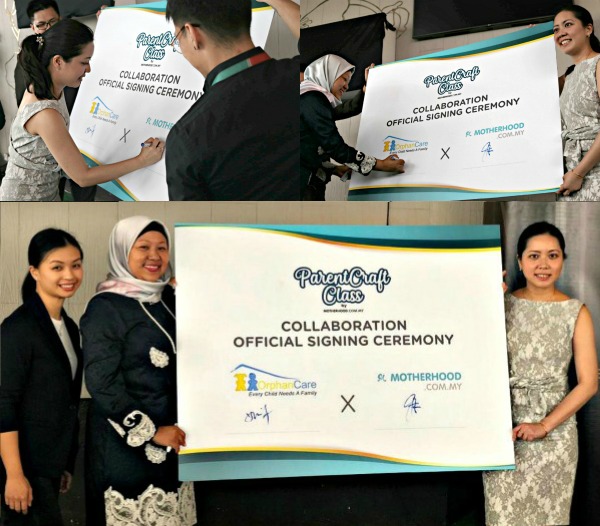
[554, 5, 600, 201]
[0, 19, 163, 201]
[80, 217, 196, 526]
[483, 222, 598, 525]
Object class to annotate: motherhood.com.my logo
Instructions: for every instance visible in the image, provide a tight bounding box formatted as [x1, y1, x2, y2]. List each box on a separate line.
[423, 66, 480, 95]
[232, 364, 317, 396]
[89, 96, 119, 124]
[293, 266, 391, 306]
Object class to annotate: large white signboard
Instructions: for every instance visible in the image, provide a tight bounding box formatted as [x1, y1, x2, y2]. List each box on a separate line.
[70, 1, 274, 200]
[176, 224, 515, 480]
[349, 24, 563, 201]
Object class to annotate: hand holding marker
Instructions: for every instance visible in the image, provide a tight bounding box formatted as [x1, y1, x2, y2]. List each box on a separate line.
[138, 137, 165, 167]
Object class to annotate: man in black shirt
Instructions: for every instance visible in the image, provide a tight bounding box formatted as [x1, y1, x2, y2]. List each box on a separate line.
[165, 0, 300, 200]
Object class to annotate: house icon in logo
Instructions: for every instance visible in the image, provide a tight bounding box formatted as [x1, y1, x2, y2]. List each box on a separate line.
[89, 96, 113, 115]
[231, 364, 298, 392]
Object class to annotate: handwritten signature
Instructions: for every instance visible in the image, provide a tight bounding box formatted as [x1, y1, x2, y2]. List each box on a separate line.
[481, 141, 493, 159]
[245, 404, 272, 424]
[404, 394, 421, 419]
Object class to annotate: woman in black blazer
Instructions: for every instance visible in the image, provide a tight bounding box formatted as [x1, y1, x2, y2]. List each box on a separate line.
[0, 229, 84, 525]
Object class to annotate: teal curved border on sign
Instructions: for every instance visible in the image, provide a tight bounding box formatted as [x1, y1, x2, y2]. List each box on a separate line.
[383, 22, 553, 65]
[81, 153, 135, 201]
[178, 451, 515, 481]
[114, 1, 270, 12]
[348, 186, 558, 201]
[114, 1, 167, 13]
[174, 224, 501, 250]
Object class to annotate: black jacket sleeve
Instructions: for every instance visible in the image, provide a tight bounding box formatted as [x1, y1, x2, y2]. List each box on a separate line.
[333, 90, 365, 121]
[0, 317, 33, 432]
[301, 91, 376, 174]
[81, 296, 158, 448]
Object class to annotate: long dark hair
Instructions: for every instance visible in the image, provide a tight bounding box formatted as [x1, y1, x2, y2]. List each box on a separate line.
[18, 18, 93, 100]
[557, 4, 600, 76]
[22, 228, 84, 302]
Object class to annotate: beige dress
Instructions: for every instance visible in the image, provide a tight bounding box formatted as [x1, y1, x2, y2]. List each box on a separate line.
[483, 294, 582, 526]
[0, 98, 68, 201]
[558, 54, 600, 201]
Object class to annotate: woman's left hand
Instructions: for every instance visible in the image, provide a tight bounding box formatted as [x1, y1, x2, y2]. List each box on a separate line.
[512, 422, 547, 441]
[59, 471, 72, 494]
[557, 170, 584, 196]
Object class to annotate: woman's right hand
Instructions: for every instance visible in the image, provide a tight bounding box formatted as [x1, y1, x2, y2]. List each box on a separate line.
[152, 425, 186, 452]
[5, 474, 33, 514]
[376, 155, 406, 173]
[137, 138, 165, 168]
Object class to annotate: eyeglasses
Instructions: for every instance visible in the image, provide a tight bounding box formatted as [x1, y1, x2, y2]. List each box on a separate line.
[34, 17, 58, 31]
[171, 26, 185, 47]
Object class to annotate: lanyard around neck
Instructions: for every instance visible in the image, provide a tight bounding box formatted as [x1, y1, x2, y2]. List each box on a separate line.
[211, 51, 270, 87]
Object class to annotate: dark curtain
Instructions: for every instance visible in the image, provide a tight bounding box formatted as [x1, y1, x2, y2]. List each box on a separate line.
[502, 202, 600, 526]
[299, 13, 387, 92]
[16, 0, 115, 28]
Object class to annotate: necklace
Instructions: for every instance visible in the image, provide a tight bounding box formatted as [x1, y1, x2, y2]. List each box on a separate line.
[522, 287, 557, 302]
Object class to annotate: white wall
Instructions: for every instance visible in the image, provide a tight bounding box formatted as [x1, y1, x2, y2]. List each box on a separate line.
[0, 0, 298, 159]
[300, 0, 600, 200]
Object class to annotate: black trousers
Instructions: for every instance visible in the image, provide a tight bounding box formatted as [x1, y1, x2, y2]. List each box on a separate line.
[0, 477, 62, 526]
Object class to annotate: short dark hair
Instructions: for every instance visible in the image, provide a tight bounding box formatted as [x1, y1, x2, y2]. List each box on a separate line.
[22, 228, 83, 302]
[18, 18, 94, 100]
[516, 221, 567, 260]
[27, 0, 60, 21]
[165, 0, 251, 45]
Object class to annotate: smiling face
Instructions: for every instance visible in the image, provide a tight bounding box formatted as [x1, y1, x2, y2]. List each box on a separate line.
[553, 10, 593, 56]
[518, 234, 564, 290]
[30, 245, 83, 301]
[127, 231, 169, 282]
[331, 71, 352, 100]
[60, 42, 94, 88]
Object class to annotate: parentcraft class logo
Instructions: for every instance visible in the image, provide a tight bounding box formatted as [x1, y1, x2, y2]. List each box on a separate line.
[383, 136, 429, 155]
[136, 31, 174, 61]
[293, 266, 391, 306]
[232, 364, 317, 396]
[89, 96, 119, 124]
[423, 66, 481, 95]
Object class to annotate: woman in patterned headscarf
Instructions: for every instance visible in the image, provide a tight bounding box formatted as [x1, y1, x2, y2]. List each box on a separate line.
[81, 216, 196, 526]
[300, 54, 406, 200]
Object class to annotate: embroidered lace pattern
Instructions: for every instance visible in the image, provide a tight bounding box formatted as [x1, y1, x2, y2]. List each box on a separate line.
[105, 482, 196, 525]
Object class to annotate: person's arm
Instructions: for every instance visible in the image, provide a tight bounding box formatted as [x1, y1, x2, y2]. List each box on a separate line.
[25, 108, 163, 187]
[558, 60, 600, 195]
[0, 319, 33, 514]
[0, 432, 33, 514]
[263, 0, 299, 39]
[332, 90, 365, 121]
[302, 91, 404, 174]
[81, 297, 185, 458]
[513, 305, 598, 441]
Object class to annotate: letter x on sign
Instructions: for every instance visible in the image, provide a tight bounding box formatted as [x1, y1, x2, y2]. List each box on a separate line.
[120, 128, 130, 143]
[341, 395, 355, 413]
[441, 147, 450, 160]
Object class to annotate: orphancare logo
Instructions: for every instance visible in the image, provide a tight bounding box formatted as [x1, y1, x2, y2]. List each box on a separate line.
[293, 266, 391, 306]
[136, 31, 174, 61]
[383, 136, 429, 155]
[232, 364, 317, 396]
[423, 66, 481, 95]
[89, 96, 119, 124]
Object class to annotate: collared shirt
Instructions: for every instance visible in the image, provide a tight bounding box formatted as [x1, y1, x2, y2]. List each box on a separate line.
[166, 47, 300, 201]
